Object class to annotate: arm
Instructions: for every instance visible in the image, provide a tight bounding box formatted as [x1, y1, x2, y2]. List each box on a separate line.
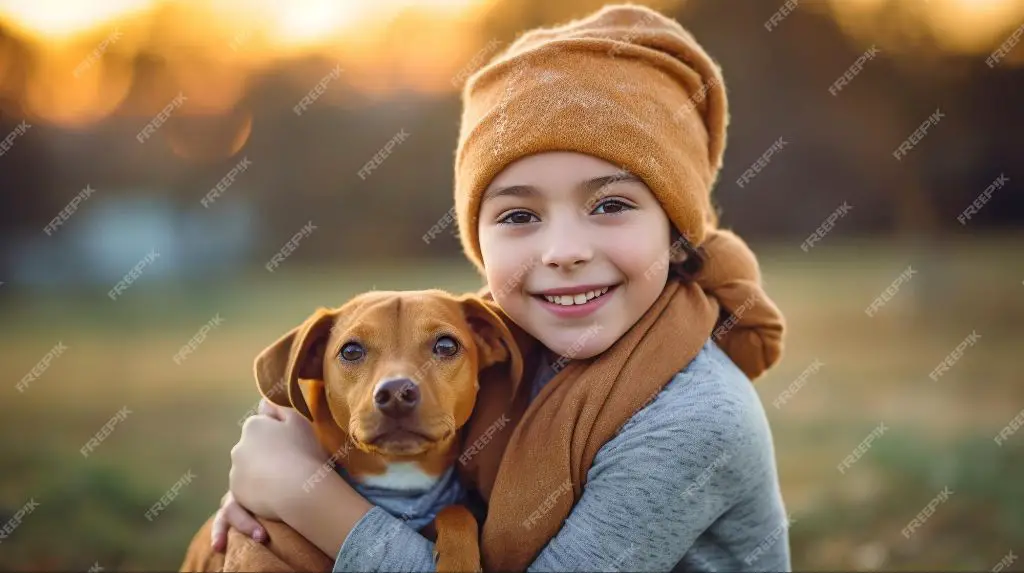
[332, 373, 769, 573]
[524, 391, 752, 572]
[278, 471, 375, 559]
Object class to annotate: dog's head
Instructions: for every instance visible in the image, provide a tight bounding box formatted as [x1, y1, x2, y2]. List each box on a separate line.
[253, 289, 522, 458]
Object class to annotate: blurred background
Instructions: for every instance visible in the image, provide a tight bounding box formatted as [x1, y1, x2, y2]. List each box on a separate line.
[1, 0, 1022, 570]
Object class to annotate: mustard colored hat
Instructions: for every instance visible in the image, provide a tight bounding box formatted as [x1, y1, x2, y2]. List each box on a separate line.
[454, 3, 728, 273]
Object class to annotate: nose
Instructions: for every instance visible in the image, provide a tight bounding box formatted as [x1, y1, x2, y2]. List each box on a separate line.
[541, 221, 592, 270]
[373, 378, 420, 418]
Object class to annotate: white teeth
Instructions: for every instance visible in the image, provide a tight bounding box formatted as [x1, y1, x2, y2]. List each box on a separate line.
[543, 286, 612, 306]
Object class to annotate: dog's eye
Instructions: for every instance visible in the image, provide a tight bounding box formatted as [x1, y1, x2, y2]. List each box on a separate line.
[339, 342, 365, 362]
[433, 336, 459, 358]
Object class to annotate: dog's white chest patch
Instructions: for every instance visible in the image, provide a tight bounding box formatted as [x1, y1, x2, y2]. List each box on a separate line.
[362, 462, 439, 491]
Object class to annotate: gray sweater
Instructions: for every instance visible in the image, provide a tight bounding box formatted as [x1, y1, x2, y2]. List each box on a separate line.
[333, 339, 791, 572]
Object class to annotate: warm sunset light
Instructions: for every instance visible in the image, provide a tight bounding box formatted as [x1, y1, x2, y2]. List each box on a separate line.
[0, 0, 1020, 128]
[822, 0, 1024, 54]
[0, 0, 493, 127]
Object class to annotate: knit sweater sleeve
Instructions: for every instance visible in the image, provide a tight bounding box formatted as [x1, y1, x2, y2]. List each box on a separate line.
[333, 342, 790, 573]
[526, 342, 790, 572]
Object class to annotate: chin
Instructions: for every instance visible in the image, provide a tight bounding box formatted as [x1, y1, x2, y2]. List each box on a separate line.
[538, 330, 616, 361]
[365, 441, 436, 457]
[354, 434, 436, 457]
[353, 425, 453, 457]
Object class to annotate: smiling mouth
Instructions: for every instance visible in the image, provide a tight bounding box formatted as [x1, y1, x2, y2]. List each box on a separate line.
[534, 285, 618, 306]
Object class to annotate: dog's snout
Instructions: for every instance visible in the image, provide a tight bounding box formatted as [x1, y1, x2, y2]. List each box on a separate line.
[373, 378, 420, 418]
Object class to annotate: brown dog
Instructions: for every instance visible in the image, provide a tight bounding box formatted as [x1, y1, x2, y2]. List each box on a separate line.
[181, 289, 522, 573]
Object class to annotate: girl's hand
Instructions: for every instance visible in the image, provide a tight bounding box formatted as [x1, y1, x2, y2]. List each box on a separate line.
[224, 401, 327, 533]
[210, 491, 267, 552]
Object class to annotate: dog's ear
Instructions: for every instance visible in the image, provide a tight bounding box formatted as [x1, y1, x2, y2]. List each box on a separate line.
[253, 308, 336, 421]
[459, 296, 523, 386]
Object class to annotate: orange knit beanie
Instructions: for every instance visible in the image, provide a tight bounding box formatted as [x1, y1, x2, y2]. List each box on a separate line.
[454, 3, 729, 271]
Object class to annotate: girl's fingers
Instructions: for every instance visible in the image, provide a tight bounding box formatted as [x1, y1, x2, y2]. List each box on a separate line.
[224, 499, 267, 543]
[210, 508, 229, 552]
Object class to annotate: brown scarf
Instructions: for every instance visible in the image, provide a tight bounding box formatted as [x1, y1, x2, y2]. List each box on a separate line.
[455, 228, 785, 571]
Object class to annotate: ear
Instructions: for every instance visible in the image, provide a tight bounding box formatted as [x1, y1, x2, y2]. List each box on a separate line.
[458, 296, 523, 385]
[253, 308, 336, 421]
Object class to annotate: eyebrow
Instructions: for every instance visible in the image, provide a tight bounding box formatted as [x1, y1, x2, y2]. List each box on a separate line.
[481, 171, 644, 203]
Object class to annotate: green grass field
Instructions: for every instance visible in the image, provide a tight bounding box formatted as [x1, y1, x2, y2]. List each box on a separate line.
[1, 235, 1022, 571]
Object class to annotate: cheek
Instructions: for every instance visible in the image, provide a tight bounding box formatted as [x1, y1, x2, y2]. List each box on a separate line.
[480, 235, 527, 297]
[328, 365, 377, 417]
[424, 360, 477, 424]
[451, 381, 478, 426]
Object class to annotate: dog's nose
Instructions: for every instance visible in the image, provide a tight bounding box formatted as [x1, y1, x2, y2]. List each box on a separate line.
[373, 378, 420, 418]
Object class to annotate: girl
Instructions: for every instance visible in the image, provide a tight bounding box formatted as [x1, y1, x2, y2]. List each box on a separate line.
[217, 4, 790, 571]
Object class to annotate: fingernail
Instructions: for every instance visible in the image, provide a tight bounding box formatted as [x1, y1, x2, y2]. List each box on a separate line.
[253, 528, 267, 543]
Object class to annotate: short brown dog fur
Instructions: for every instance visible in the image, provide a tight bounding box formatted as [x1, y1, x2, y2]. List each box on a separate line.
[180, 289, 522, 573]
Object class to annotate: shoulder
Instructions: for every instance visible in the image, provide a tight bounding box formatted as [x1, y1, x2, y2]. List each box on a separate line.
[622, 339, 766, 436]
[590, 339, 775, 489]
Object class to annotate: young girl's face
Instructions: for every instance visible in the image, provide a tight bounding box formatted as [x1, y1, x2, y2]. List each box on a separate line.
[478, 151, 678, 359]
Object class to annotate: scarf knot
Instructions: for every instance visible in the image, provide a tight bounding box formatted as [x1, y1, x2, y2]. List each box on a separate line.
[693, 228, 785, 380]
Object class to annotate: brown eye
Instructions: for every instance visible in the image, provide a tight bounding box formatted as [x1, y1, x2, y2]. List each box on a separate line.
[498, 210, 538, 225]
[592, 199, 633, 215]
[339, 342, 364, 362]
[433, 336, 459, 358]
